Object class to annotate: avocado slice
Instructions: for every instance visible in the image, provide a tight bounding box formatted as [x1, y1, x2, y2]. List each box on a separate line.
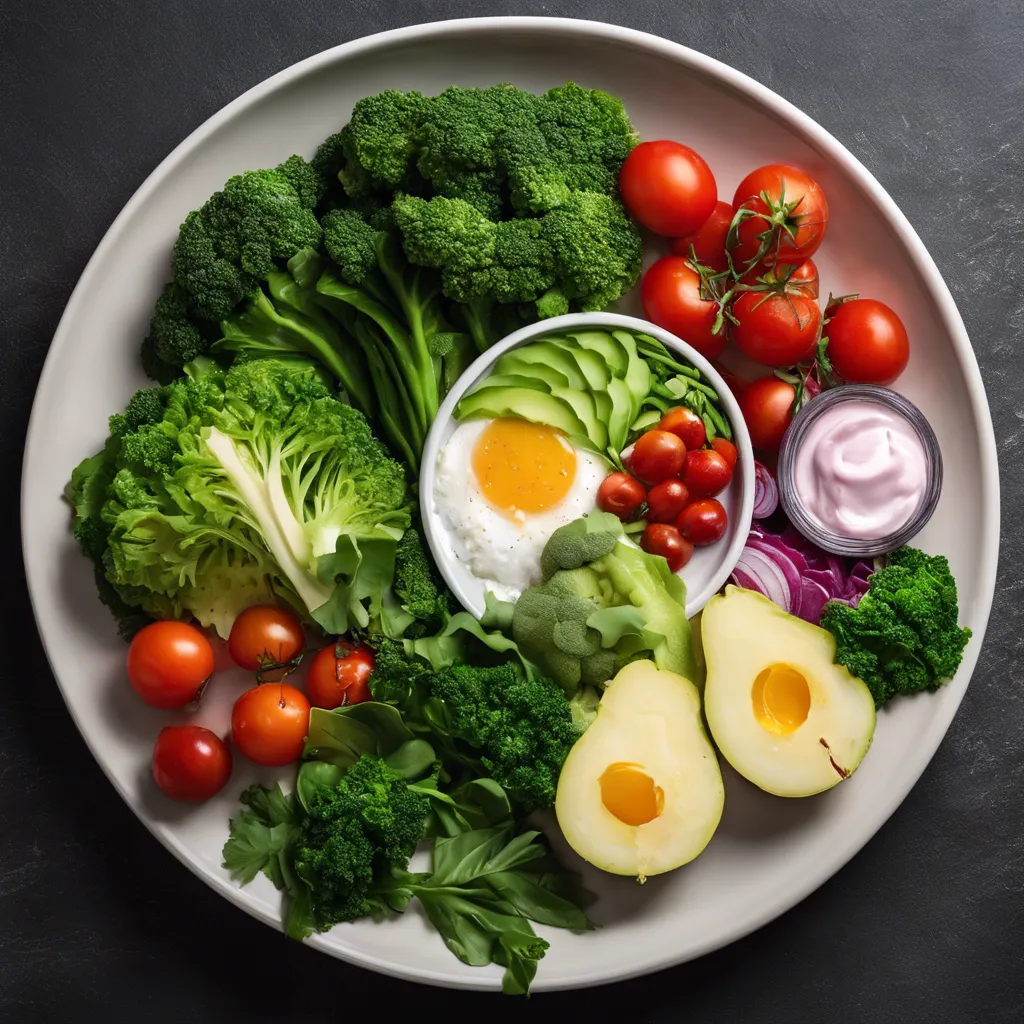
[549, 386, 608, 451]
[561, 338, 612, 392]
[455, 387, 592, 449]
[494, 352, 572, 391]
[612, 330, 654, 420]
[702, 587, 876, 798]
[605, 376, 635, 453]
[466, 373, 552, 395]
[500, 342, 588, 390]
[566, 330, 628, 376]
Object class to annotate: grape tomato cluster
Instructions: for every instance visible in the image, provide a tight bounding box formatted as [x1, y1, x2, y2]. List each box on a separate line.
[597, 406, 735, 573]
[618, 144, 912, 455]
[125, 607, 377, 803]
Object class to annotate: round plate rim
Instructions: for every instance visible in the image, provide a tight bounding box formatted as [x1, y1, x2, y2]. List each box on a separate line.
[20, 16, 1000, 992]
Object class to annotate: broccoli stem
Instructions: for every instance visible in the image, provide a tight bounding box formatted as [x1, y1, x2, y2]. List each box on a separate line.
[461, 300, 494, 354]
[316, 274, 431, 437]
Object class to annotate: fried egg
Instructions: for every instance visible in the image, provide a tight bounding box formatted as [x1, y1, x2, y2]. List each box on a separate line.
[434, 417, 604, 600]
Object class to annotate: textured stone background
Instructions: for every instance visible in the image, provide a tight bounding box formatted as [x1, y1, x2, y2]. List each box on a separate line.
[1, 1, 1021, 1020]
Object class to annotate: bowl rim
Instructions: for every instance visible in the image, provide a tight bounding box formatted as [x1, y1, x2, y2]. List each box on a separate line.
[20, 16, 999, 994]
[419, 311, 756, 619]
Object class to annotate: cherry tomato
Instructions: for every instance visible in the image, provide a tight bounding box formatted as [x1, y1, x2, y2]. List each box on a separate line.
[618, 140, 717, 237]
[658, 406, 707, 450]
[629, 430, 686, 484]
[641, 257, 725, 360]
[597, 472, 646, 520]
[732, 291, 822, 367]
[740, 257, 819, 299]
[231, 683, 310, 767]
[228, 605, 305, 672]
[731, 165, 828, 269]
[646, 479, 691, 524]
[738, 376, 796, 451]
[306, 642, 375, 709]
[670, 200, 734, 272]
[711, 437, 738, 468]
[784, 259, 819, 299]
[825, 299, 910, 385]
[126, 621, 214, 710]
[640, 523, 694, 574]
[152, 726, 232, 803]
[677, 499, 729, 546]
[683, 449, 733, 498]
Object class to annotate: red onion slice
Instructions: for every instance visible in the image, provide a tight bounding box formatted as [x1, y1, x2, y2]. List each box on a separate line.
[752, 461, 779, 519]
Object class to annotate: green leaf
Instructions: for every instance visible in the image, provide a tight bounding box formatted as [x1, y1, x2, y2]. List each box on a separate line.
[480, 831, 547, 875]
[383, 738, 437, 779]
[296, 761, 344, 813]
[486, 870, 593, 931]
[221, 784, 300, 885]
[586, 605, 651, 648]
[303, 702, 413, 765]
[428, 826, 514, 887]
[285, 883, 316, 940]
[312, 533, 404, 634]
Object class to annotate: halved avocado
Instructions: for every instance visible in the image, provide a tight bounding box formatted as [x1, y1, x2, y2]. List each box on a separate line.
[499, 342, 588, 390]
[494, 352, 572, 391]
[566, 330, 629, 376]
[702, 587, 876, 797]
[455, 387, 591, 448]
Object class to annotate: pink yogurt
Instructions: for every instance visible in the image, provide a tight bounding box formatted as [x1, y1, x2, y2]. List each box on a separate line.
[793, 400, 927, 540]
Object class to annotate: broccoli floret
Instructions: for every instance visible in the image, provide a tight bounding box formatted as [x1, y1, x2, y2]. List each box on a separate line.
[392, 192, 640, 321]
[292, 754, 428, 929]
[502, 82, 637, 214]
[820, 546, 972, 707]
[392, 527, 448, 635]
[511, 513, 698, 691]
[430, 661, 578, 812]
[335, 90, 432, 197]
[369, 635, 577, 811]
[141, 282, 214, 381]
[413, 83, 637, 217]
[171, 159, 323, 322]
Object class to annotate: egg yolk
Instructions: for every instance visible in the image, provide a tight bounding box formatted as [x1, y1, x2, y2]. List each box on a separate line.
[752, 663, 811, 735]
[471, 418, 576, 517]
[599, 762, 664, 827]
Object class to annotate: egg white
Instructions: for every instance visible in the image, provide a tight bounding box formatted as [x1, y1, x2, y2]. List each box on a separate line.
[433, 418, 605, 600]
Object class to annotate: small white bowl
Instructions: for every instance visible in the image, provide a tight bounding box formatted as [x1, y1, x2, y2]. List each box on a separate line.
[419, 311, 755, 618]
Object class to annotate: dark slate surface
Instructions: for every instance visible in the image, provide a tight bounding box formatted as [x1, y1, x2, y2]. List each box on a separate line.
[2, 2, 1021, 1020]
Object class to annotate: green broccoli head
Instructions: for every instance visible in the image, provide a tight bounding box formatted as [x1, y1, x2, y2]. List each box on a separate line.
[321, 207, 386, 284]
[172, 159, 324, 322]
[411, 83, 637, 218]
[336, 89, 432, 196]
[392, 527, 448, 636]
[820, 546, 972, 707]
[391, 190, 640, 317]
[501, 83, 638, 214]
[141, 282, 216, 383]
[71, 357, 409, 638]
[293, 753, 428, 928]
[429, 661, 579, 812]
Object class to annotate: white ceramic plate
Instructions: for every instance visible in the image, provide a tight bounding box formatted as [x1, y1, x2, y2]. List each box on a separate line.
[418, 312, 756, 619]
[21, 17, 999, 992]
